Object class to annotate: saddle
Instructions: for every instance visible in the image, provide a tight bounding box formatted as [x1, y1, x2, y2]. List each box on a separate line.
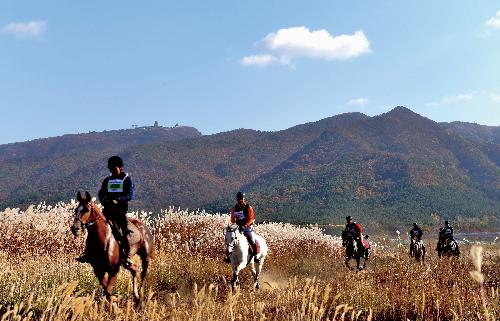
[109, 218, 142, 245]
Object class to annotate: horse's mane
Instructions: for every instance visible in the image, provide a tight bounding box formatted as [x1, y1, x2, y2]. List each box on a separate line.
[88, 202, 107, 221]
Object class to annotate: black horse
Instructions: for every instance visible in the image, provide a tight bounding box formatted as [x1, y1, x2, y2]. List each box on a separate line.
[436, 237, 460, 257]
[342, 231, 369, 271]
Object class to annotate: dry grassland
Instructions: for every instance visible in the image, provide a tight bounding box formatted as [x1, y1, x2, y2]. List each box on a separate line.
[0, 202, 498, 320]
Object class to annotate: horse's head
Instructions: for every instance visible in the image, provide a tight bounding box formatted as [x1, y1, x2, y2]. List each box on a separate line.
[71, 191, 95, 236]
[224, 224, 239, 253]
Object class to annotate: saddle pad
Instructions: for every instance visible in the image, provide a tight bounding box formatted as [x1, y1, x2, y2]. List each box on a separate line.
[362, 239, 370, 249]
[248, 239, 261, 255]
[126, 219, 142, 244]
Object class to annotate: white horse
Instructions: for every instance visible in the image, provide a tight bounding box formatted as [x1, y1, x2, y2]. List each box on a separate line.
[224, 224, 268, 290]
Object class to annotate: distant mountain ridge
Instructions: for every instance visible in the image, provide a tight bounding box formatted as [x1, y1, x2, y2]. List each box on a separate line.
[0, 125, 201, 205]
[1, 108, 499, 232]
[0, 125, 201, 161]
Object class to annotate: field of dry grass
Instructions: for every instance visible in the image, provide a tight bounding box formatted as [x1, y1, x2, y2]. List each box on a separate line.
[0, 202, 498, 320]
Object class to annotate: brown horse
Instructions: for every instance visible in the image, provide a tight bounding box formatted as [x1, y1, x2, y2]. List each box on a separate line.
[71, 191, 154, 302]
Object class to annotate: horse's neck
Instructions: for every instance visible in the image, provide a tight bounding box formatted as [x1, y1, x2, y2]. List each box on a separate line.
[90, 204, 106, 221]
[235, 231, 248, 249]
[87, 206, 109, 235]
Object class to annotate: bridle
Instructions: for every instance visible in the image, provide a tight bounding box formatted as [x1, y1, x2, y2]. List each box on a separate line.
[225, 226, 240, 253]
[74, 203, 97, 228]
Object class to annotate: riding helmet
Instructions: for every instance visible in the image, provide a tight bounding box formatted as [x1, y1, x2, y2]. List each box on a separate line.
[108, 155, 124, 169]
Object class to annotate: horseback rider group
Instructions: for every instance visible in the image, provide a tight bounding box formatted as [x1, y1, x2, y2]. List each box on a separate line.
[339, 216, 458, 263]
[75, 155, 459, 269]
[76, 156, 261, 267]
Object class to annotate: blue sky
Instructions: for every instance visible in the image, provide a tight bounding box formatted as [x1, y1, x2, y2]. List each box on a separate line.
[1, 1, 499, 144]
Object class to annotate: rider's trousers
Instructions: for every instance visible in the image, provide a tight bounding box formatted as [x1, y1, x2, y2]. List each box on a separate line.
[241, 225, 256, 245]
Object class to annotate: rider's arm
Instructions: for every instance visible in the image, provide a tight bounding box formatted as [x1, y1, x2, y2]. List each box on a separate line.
[355, 223, 363, 237]
[245, 206, 255, 227]
[118, 176, 135, 202]
[230, 207, 235, 224]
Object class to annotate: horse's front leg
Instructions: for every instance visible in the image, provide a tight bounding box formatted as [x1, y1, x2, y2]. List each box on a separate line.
[231, 259, 247, 291]
[94, 268, 108, 288]
[104, 268, 120, 303]
[231, 271, 239, 290]
[344, 255, 352, 270]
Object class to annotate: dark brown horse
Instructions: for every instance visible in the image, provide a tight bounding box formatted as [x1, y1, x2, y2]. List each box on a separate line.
[71, 191, 154, 302]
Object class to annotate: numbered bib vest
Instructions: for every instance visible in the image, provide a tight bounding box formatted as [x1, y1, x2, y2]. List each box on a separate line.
[107, 174, 129, 193]
[234, 203, 249, 225]
[234, 210, 245, 220]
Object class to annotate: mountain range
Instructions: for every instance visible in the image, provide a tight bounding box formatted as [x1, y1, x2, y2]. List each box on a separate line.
[1, 107, 499, 232]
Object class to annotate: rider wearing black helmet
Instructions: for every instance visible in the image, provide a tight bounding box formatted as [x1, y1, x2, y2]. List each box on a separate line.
[437, 220, 454, 252]
[98, 156, 136, 266]
[224, 192, 259, 263]
[76, 156, 135, 265]
[408, 223, 423, 257]
[343, 216, 364, 250]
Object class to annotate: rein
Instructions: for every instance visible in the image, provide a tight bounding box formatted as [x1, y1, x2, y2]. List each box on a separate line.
[225, 227, 241, 251]
[79, 204, 104, 228]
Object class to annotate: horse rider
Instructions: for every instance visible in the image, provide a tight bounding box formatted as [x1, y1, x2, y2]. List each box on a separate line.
[344, 216, 364, 250]
[77, 156, 135, 266]
[408, 222, 423, 256]
[436, 220, 454, 252]
[224, 192, 259, 263]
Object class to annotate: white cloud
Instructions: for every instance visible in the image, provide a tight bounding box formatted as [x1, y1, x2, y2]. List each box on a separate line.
[441, 92, 476, 104]
[263, 27, 370, 60]
[1, 20, 47, 39]
[426, 92, 477, 106]
[490, 94, 500, 102]
[241, 55, 281, 67]
[242, 26, 370, 67]
[348, 97, 369, 106]
[486, 11, 500, 29]
[427, 91, 500, 108]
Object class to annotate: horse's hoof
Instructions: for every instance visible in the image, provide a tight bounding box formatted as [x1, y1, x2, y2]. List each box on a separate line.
[255, 282, 260, 290]
[107, 295, 118, 304]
